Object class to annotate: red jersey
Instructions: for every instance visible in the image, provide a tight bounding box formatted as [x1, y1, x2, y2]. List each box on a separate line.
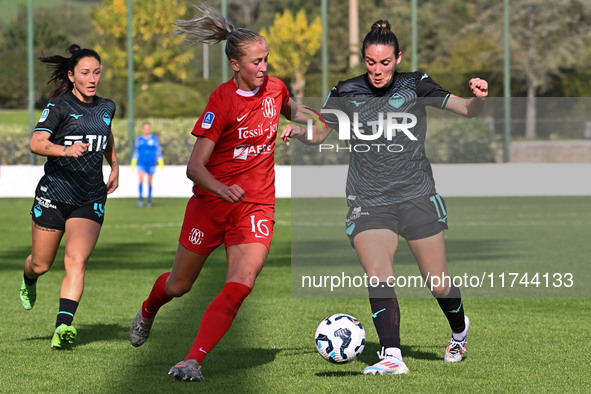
[191, 76, 290, 204]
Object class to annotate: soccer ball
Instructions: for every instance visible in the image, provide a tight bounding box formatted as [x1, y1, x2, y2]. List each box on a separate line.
[314, 313, 366, 363]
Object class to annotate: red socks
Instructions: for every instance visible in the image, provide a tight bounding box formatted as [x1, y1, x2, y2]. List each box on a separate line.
[185, 282, 252, 364]
[141, 272, 173, 319]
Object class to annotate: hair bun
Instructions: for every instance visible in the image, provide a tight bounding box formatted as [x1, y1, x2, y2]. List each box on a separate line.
[371, 20, 391, 31]
[67, 44, 81, 54]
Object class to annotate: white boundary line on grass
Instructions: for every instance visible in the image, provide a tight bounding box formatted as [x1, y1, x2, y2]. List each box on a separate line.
[1, 163, 590, 198]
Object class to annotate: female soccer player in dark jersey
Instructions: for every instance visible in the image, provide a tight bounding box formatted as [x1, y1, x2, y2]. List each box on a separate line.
[129, 5, 314, 382]
[283, 20, 488, 375]
[19, 44, 119, 349]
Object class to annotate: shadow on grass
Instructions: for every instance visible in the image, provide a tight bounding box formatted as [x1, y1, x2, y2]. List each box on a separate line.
[206, 347, 283, 372]
[358, 341, 440, 364]
[26, 323, 128, 345]
[292, 238, 518, 268]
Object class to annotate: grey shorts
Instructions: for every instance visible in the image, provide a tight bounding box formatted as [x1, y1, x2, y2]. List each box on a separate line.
[31, 195, 106, 230]
[345, 193, 448, 247]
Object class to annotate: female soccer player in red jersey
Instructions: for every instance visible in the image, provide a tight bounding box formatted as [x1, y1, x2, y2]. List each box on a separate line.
[19, 44, 119, 349]
[129, 5, 316, 382]
[283, 20, 488, 375]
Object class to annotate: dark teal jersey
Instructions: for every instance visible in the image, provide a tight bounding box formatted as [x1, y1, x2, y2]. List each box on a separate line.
[322, 71, 450, 207]
[34, 91, 116, 206]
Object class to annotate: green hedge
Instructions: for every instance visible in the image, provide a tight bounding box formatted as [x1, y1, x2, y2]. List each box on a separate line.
[0, 114, 497, 166]
[134, 83, 206, 119]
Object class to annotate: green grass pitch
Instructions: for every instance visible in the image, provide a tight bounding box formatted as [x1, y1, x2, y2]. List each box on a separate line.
[1, 197, 590, 392]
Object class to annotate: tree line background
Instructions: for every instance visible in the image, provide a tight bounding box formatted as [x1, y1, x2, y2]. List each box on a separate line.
[0, 0, 590, 165]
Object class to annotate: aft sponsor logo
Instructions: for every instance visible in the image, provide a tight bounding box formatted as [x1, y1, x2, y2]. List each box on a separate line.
[233, 143, 273, 160]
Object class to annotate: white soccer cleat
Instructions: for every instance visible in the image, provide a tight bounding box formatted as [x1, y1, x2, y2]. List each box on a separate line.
[444, 315, 469, 362]
[363, 347, 409, 375]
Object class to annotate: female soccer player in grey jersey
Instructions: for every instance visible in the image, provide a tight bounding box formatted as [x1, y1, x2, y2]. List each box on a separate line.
[19, 44, 119, 349]
[283, 20, 488, 375]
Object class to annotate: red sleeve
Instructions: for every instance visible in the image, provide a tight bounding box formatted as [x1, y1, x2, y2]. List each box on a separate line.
[280, 78, 290, 107]
[191, 88, 230, 143]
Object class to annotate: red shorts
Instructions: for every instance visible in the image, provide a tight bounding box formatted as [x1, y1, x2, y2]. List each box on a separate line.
[179, 195, 275, 254]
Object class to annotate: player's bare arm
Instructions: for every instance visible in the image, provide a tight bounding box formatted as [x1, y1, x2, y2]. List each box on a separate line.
[444, 78, 489, 118]
[103, 131, 119, 194]
[280, 99, 331, 146]
[186, 137, 245, 203]
[30, 130, 90, 158]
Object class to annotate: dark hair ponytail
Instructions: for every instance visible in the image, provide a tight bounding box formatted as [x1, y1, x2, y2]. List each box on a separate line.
[40, 44, 101, 98]
[361, 20, 400, 59]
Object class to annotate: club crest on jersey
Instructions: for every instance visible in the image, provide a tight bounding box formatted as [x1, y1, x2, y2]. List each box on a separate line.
[202, 112, 215, 129]
[389, 93, 405, 109]
[103, 113, 111, 125]
[39, 109, 50, 123]
[262, 97, 276, 119]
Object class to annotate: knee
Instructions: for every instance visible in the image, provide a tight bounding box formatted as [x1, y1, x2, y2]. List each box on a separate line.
[63, 254, 88, 274]
[165, 279, 192, 298]
[430, 284, 451, 298]
[431, 283, 461, 299]
[26, 255, 53, 276]
[29, 258, 51, 276]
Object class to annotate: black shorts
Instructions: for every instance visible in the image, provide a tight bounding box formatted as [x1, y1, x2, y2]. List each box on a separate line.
[345, 193, 448, 247]
[31, 195, 106, 230]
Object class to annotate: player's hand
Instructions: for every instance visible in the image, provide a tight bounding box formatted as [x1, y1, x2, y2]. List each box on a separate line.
[157, 158, 164, 170]
[220, 184, 245, 203]
[106, 171, 119, 194]
[280, 124, 306, 146]
[131, 159, 137, 171]
[469, 78, 488, 98]
[65, 142, 89, 158]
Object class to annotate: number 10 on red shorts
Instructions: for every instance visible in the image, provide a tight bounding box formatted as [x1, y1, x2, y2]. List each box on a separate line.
[179, 195, 275, 254]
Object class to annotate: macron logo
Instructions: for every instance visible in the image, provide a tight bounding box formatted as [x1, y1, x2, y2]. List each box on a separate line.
[70, 114, 83, 119]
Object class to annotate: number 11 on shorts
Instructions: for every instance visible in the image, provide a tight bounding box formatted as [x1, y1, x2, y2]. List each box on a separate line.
[250, 215, 270, 238]
[430, 194, 448, 223]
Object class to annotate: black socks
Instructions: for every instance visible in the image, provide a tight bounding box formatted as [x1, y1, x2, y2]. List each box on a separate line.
[434, 285, 465, 333]
[56, 298, 79, 328]
[368, 283, 401, 349]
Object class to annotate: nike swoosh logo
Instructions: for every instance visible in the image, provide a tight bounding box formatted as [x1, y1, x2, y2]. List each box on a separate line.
[372, 308, 386, 318]
[199, 347, 208, 354]
[237, 114, 247, 122]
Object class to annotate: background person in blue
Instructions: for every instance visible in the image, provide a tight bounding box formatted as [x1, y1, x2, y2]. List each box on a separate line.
[131, 122, 164, 207]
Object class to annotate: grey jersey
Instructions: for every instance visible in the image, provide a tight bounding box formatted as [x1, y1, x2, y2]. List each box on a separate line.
[322, 72, 450, 207]
[34, 91, 116, 206]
